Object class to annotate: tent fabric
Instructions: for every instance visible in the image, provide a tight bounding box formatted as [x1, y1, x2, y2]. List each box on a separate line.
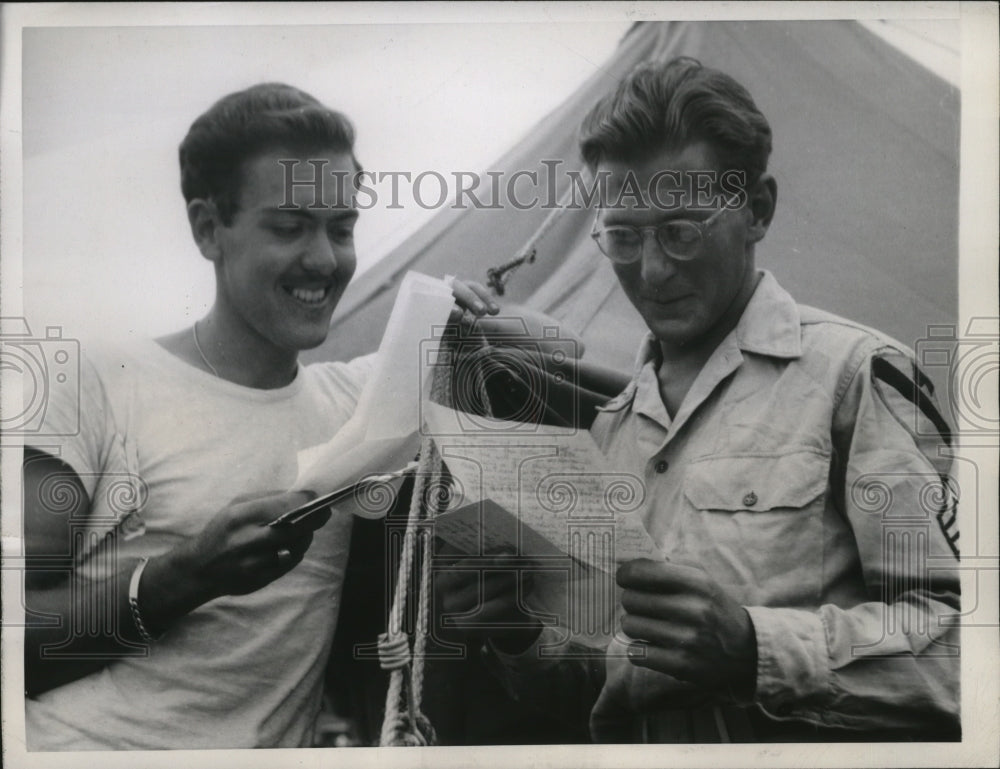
[304, 19, 959, 388]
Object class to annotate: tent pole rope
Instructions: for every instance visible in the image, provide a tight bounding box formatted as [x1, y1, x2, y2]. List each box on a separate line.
[487, 183, 577, 295]
[377, 442, 430, 746]
[412, 495, 434, 713]
[376, 332, 494, 746]
[377, 414, 442, 743]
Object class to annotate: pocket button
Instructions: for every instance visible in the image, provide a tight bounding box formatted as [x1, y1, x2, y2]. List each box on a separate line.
[655, 460, 669, 474]
[742, 491, 758, 507]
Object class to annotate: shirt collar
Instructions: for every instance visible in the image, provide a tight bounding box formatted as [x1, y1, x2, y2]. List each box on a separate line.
[732, 270, 802, 359]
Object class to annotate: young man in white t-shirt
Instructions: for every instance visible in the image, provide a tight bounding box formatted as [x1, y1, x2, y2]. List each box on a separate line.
[21, 83, 504, 749]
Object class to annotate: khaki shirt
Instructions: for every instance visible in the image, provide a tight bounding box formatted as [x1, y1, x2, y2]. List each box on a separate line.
[490, 271, 960, 741]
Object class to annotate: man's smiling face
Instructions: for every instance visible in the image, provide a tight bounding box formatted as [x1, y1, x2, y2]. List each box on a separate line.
[598, 141, 763, 356]
[213, 146, 358, 352]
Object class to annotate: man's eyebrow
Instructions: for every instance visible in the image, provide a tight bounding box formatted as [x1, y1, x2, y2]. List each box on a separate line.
[600, 208, 695, 225]
[263, 207, 359, 222]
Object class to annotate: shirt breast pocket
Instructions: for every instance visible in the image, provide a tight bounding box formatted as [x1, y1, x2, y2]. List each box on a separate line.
[681, 449, 830, 606]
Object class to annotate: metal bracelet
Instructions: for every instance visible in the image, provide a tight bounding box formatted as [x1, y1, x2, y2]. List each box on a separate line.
[127, 557, 160, 643]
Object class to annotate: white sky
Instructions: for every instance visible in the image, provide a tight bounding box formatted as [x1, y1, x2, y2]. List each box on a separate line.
[19, 21, 631, 341]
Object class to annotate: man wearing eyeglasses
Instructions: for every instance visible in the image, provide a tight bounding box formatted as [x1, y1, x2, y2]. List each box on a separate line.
[441, 56, 960, 742]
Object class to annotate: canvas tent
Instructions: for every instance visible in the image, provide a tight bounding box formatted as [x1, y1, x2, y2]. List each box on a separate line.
[304, 20, 959, 386]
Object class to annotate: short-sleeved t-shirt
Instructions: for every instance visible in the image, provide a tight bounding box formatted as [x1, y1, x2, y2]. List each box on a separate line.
[26, 339, 375, 749]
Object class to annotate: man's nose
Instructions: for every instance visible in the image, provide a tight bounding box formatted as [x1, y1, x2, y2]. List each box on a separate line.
[301, 230, 339, 274]
[638, 231, 678, 283]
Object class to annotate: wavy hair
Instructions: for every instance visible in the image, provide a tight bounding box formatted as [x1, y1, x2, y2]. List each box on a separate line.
[580, 57, 772, 184]
[179, 83, 359, 224]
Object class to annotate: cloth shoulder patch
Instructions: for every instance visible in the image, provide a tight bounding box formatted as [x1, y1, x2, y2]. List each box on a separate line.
[936, 474, 961, 558]
[871, 350, 953, 451]
[871, 350, 959, 558]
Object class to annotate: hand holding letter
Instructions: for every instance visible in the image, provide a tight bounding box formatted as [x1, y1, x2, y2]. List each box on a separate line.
[433, 544, 543, 655]
[617, 559, 758, 701]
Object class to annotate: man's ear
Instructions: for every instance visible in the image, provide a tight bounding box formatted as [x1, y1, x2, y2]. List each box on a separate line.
[745, 174, 777, 245]
[187, 199, 224, 262]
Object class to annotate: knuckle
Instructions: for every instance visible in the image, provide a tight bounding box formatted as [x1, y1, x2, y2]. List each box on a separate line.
[219, 511, 242, 533]
[692, 602, 712, 627]
[679, 627, 701, 652]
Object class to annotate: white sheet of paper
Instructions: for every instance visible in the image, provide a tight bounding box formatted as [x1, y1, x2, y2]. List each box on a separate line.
[425, 401, 663, 571]
[355, 271, 455, 441]
[292, 271, 454, 507]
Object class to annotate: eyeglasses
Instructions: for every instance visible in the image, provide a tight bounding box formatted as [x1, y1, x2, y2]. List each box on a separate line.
[590, 193, 744, 264]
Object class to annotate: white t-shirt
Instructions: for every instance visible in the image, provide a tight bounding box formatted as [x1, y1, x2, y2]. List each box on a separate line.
[26, 339, 375, 750]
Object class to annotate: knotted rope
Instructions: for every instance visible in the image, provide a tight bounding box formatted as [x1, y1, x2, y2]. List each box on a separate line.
[377, 333, 493, 747]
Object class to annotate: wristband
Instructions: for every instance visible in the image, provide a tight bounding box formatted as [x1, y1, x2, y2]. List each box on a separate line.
[128, 557, 161, 643]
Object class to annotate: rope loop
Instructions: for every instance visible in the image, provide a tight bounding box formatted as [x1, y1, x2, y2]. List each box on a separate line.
[377, 632, 412, 671]
[382, 712, 436, 747]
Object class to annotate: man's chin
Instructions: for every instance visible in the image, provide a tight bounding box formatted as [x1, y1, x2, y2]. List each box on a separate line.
[295, 327, 332, 351]
[644, 317, 701, 347]
[280, 320, 334, 352]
